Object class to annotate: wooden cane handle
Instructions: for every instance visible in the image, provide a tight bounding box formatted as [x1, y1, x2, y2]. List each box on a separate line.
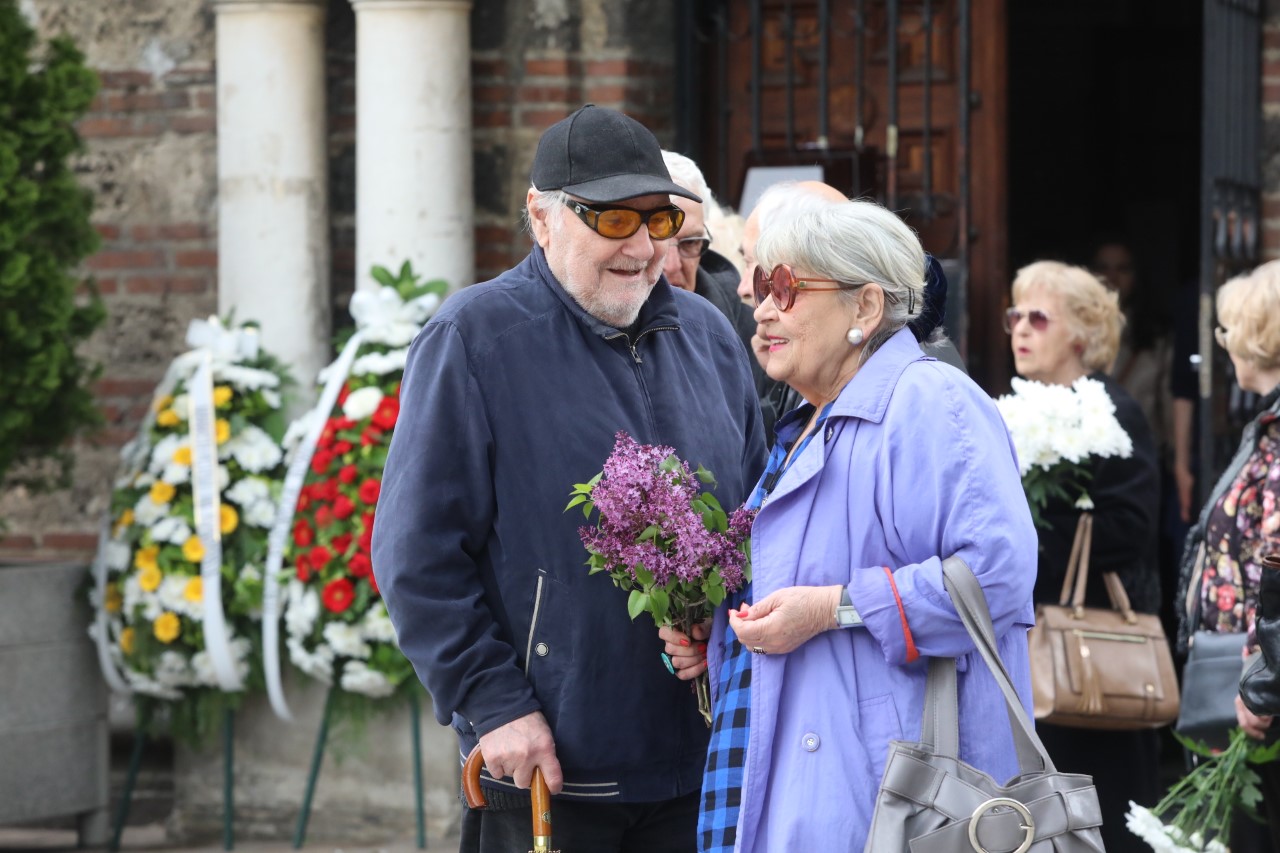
[461, 744, 554, 850]
[462, 744, 487, 809]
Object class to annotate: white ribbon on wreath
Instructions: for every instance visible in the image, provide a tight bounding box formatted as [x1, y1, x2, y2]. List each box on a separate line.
[91, 318, 261, 694]
[261, 286, 439, 721]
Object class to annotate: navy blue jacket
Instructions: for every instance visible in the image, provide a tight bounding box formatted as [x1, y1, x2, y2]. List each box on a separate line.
[372, 245, 767, 802]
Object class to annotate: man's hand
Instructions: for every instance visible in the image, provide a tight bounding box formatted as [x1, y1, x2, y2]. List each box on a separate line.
[477, 711, 564, 794]
[660, 621, 711, 680]
[1236, 693, 1274, 740]
[729, 585, 843, 655]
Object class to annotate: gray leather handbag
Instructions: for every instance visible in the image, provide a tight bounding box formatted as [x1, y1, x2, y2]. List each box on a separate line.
[864, 557, 1105, 852]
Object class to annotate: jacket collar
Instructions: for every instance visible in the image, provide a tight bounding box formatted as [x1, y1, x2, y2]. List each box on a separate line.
[531, 244, 681, 338]
[827, 326, 929, 424]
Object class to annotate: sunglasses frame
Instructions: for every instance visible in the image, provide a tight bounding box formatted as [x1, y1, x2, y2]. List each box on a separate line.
[673, 235, 712, 259]
[562, 199, 685, 240]
[1003, 307, 1052, 333]
[753, 263, 865, 311]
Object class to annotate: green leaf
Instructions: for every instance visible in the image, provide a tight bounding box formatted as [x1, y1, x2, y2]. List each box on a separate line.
[649, 588, 670, 624]
[695, 464, 717, 486]
[690, 499, 707, 514]
[627, 589, 648, 620]
[707, 584, 726, 607]
[370, 265, 397, 288]
[633, 563, 654, 587]
[659, 455, 680, 474]
[582, 501, 594, 519]
[701, 491, 723, 511]
[564, 494, 587, 512]
[639, 524, 661, 541]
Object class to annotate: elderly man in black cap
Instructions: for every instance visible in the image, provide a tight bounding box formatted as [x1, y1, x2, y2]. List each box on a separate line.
[372, 105, 766, 851]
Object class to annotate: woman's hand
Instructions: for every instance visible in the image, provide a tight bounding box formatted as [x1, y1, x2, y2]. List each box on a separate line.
[1236, 693, 1273, 740]
[659, 621, 710, 681]
[729, 585, 843, 656]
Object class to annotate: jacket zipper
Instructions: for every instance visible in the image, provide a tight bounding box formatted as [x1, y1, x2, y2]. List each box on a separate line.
[525, 575, 545, 675]
[605, 325, 679, 364]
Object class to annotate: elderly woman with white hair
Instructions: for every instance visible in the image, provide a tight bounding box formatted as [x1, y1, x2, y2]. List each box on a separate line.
[1007, 260, 1161, 852]
[660, 199, 1038, 851]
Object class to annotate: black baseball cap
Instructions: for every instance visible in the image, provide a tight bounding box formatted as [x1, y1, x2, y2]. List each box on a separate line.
[530, 105, 702, 204]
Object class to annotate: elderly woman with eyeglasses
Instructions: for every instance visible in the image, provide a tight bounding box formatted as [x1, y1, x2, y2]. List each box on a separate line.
[1007, 260, 1162, 851]
[659, 199, 1038, 852]
[1175, 261, 1280, 850]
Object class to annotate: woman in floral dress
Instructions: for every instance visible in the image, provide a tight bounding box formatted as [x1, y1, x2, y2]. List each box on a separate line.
[1178, 259, 1280, 852]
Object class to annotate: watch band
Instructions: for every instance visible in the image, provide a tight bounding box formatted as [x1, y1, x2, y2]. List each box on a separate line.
[835, 586, 863, 628]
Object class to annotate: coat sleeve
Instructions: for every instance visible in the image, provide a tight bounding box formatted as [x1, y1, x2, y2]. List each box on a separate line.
[371, 320, 539, 734]
[847, 365, 1039, 664]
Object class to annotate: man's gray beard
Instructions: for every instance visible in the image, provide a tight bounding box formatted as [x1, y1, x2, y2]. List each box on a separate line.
[565, 279, 656, 328]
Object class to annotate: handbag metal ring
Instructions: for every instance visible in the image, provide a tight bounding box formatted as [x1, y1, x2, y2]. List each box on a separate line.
[968, 797, 1035, 853]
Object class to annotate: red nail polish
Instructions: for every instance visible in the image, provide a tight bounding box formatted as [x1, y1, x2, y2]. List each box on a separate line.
[679, 638, 690, 647]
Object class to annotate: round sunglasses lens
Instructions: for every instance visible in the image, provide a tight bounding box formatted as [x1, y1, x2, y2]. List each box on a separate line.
[773, 265, 794, 310]
[595, 209, 642, 239]
[752, 265, 770, 306]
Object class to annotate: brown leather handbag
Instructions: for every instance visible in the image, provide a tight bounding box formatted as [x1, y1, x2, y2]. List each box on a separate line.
[1028, 513, 1180, 729]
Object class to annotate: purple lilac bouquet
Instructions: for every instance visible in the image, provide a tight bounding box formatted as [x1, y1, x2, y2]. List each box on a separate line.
[566, 431, 755, 726]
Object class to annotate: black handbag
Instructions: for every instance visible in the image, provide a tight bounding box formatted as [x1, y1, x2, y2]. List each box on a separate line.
[864, 557, 1104, 852]
[1175, 630, 1248, 749]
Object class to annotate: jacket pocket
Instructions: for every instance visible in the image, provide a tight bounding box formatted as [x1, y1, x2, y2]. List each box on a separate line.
[858, 693, 904, 784]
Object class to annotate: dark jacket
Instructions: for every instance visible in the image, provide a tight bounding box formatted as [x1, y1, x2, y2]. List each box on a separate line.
[1033, 372, 1161, 614]
[372, 246, 767, 802]
[1177, 386, 1280, 652]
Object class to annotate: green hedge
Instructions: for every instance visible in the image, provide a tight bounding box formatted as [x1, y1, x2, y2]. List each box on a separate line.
[0, 0, 104, 491]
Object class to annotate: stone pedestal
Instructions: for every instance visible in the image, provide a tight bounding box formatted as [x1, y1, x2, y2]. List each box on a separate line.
[168, 675, 460, 844]
[0, 562, 109, 846]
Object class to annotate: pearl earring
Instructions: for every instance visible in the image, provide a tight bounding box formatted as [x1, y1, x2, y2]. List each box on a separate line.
[846, 327, 864, 346]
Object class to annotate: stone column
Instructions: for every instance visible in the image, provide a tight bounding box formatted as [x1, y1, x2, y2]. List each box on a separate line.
[214, 0, 331, 390]
[350, 0, 474, 291]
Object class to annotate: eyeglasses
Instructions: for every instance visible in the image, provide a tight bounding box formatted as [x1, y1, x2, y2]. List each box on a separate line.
[753, 264, 868, 311]
[672, 236, 711, 259]
[1003, 307, 1052, 333]
[1214, 325, 1230, 348]
[562, 199, 685, 240]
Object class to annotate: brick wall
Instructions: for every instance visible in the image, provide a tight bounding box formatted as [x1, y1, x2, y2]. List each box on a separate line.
[1, 0, 682, 559]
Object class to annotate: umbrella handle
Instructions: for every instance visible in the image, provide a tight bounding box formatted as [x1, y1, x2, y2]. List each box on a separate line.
[461, 745, 553, 850]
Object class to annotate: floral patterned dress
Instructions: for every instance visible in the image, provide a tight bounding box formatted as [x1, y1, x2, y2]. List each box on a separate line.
[1199, 413, 1280, 645]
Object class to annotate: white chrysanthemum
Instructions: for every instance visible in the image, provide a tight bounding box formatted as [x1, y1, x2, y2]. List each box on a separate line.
[150, 516, 193, 546]
[224, 425, 283, 474]
[1124, 802, 1210, 853]
[340, 660, 396, 698]
[343, 386, 385, 421]
[155, 651, 193, 687]
[996, 377, 1133, 476]
[105, 540, 132, 572]
[171, 394, 189, 417]
[282, 409, 322, 458]
[149, 434, 183, 475]
[213, 364, 281, 391]
[125, 669, 183, 701]
[134, 472, 156, 488]
[244, 499, 276, 529]
[261, 388, 281, 409]
[360, 603, 399, 645]
[157, 575, 198, 618]
[225, 476, 269, 508]
[351, 348, 410, 377]
[239, 565, 261, 584]
[160, 462, 191, 485]
[120, 436, 150, 473]
[285, 581, 321, 639]
[214, 464, 231, 492]
[323, 621, 372, 660]
[132, 494, 168, 527]
[288, 638, 334, 684]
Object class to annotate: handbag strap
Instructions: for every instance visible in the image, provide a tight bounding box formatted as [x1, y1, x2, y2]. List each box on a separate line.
[1057, 512, 1138, 621]
[921, 556, 1055, 775]
[1058, 513, 1093, 607]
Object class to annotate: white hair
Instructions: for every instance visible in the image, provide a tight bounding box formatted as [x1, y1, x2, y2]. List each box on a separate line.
[756, 199, 925, 357]
[523, 186, 569, 236]
[753, 181, 844, 233]
[662, 151, 714, 219]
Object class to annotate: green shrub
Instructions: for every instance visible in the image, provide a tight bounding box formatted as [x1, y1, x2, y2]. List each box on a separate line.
[0, 0, 104, 492]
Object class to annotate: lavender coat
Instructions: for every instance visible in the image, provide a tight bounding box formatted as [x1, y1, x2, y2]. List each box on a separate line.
[707, 327, 1038, 852]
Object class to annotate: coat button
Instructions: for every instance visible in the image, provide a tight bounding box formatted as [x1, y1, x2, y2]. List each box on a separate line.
[534, 643, 549, 657]
[802, 732, 820, 752]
